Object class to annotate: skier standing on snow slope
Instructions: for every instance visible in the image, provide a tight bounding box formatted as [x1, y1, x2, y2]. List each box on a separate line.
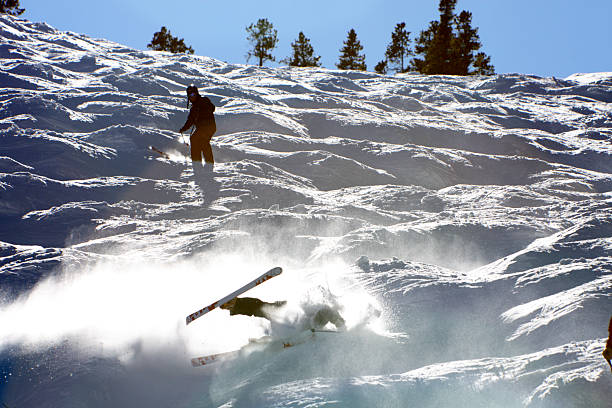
[603, 315, 612, 372]
[220, 297, 347, 331]
[179, 85, 216, 172]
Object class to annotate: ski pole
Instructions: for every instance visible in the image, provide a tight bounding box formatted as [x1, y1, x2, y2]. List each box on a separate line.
[179, 131, 190, 158]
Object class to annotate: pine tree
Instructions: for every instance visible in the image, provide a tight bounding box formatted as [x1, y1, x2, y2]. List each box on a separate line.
[246, 18, 279, 67]
[374, 60, 388, 75]
[410, 21, 438, 73]
[283, 32, 321, 67]
[472, 52, 495, 75]
[147, 27, 194, 54]
[451, 11, 494, 75]
[449, 11, 481, 75]
[385, 22, 412, 73]
[426, 0, 456, 74]
[0, 0, 25, 15]
[337, 29, 366, 71]
[410, 0, 494, 75]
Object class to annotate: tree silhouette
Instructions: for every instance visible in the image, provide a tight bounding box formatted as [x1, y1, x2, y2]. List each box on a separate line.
[385, 22, 412, 73]
[450, 10, 481, 74]
[472, 52, 495, 75]
[375, 60, 388, 75]
[283, 31, 321, 67]
[246, 18, 278, 67]
[429, 0, 456, 74]
[410, 0, 494, 75]
[0, 0, 25, 15]
[337, 29, 366, 71]
[147, 27, 194, 54]
[411, 21, 438, 74]
[452, 11, 494, 75]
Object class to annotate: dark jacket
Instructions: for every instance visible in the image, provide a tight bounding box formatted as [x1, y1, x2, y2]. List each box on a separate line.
[229, 297, 268, 318]
[228, 297, 286, 319]
[180, 95, 215, 133]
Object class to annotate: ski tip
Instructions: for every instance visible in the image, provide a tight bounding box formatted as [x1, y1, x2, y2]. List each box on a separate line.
[269, 266, 282, 275]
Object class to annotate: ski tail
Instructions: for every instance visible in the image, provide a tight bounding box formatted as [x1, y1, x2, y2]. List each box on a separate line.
[185, 267, 282, 325]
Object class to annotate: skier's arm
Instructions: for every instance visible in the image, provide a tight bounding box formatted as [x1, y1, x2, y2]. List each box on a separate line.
[179, 107, 196, 133]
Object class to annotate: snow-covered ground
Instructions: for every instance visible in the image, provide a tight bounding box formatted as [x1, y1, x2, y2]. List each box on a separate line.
[1, 15, 611, 407]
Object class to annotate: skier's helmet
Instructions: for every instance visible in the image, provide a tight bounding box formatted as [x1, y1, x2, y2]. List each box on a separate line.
[186, 84, 199, 107]
[186, 84, 199, 97]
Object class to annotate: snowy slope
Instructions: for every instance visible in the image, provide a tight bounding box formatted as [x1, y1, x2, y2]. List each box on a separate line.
[1, 14, 611, 407]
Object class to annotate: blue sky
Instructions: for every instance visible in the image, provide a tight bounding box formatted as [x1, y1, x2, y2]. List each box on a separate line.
[23, 0, 612, 77]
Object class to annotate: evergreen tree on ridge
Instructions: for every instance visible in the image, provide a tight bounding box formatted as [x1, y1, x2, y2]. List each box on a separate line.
[147, 26, 194, 54]
[284, 32, 321, 67]
[0, 0, 25, 16]
[337, 29, 366, 71]
[246, 18, 279, 67]
[385, 22, 412, 73]
[410, 0, 494, 75]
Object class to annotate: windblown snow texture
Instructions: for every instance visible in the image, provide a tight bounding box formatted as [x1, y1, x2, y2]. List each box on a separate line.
[1, 14, 611, 408]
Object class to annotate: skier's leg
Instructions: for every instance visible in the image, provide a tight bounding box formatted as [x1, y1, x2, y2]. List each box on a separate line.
[202, 124, 215, 164]
[202, 139, 214, 164]
[192, 161, 205, 180]
[603, 347, 612, 372]
[313, 306, 345, 330]
[190, 134, 203, 162]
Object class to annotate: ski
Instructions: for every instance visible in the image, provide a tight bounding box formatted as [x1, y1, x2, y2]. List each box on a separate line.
[149, 145, 170, 159]
[190, 328, 341, 368]
[191, 349, 240, 367]
[191, 329, 314, 368]
[185, 267, 282, 325]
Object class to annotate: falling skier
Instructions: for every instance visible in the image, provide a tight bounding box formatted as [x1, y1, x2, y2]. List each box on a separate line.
[220, 297, 347, 331]
[179, 84, 216, 172]
[603, 316, 612, 372]
[190, 298, 347, 367]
